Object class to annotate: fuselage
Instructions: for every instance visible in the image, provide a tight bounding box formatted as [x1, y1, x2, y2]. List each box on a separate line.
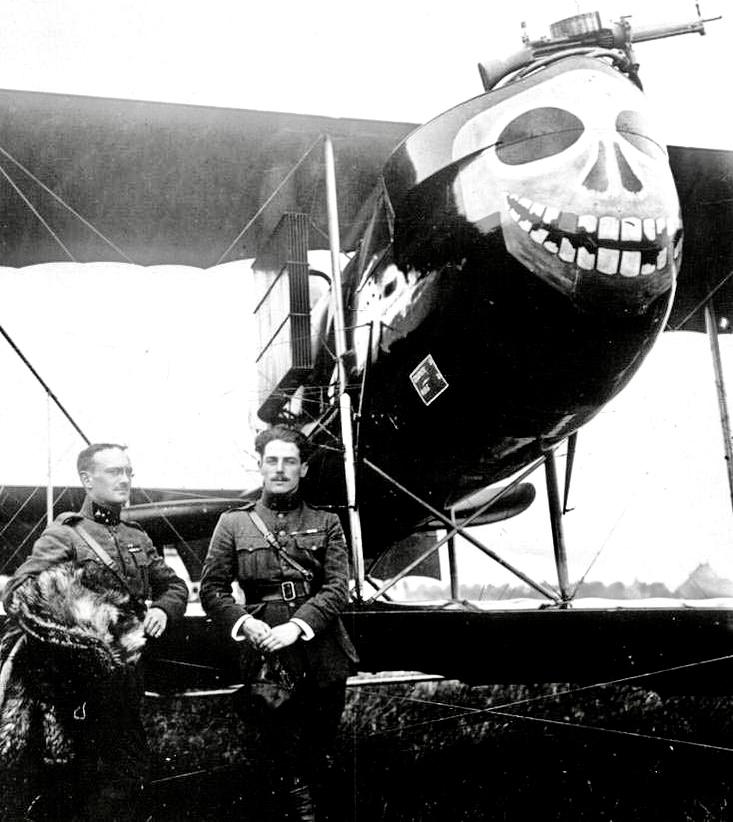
[305, 54, 681, 546]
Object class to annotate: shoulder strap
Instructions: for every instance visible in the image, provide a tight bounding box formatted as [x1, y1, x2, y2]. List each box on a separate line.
[71, 523, 137, 597]
[248, 511, 314, 582]
[73, 523, 117, 570]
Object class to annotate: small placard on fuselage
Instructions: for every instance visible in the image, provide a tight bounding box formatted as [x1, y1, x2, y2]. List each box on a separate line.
[409, 355, 449, 406]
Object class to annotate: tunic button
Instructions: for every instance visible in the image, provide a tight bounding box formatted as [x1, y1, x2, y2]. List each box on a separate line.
[277, 513, 285, 519]
[278, 530, 287, 538]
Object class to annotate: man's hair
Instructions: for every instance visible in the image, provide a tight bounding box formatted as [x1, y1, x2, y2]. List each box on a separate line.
[254, 425, 311, 462]
[77, 443, 128, 475]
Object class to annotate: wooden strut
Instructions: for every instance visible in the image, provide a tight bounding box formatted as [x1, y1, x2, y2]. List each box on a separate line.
[704, 299, 733, 512]
[363, 457, 561, 603]
[543, 444, 571, 604]
[324, 135, 366, 600]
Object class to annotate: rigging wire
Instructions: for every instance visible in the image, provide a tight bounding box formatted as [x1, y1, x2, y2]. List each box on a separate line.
[396, 694, 733, 756]
[0, 486, 42, 540]
[0, 486, 75, 573]
[130, 486, 210, 574]
[370, 651, 733, 741]
[667, 269, 733, 332]
[0, 164, 76, 261]
[0, 325, 90, 445]
[214, 136, 324, 266]
[0, 147, 136, 263]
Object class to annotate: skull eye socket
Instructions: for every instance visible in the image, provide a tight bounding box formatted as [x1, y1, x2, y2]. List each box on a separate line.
[496, 107, 584, 165]
[616, 110, 665, 159]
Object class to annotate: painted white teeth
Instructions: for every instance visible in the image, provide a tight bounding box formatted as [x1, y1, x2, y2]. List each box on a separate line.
[508, 195, 678, 278]
[530, 228, 549, 244]
[559, 238, 575, 262]
[598, 217, 620, 241]
[597, 247, 620, 275]
[621, 218, 642, 242]
[577, 248, 595, 270]
[620, 250, 641, 278]
[578, 215, 597, 233]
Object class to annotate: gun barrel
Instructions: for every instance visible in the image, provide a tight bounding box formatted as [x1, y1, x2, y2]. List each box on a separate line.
[631, 17, 720, 43]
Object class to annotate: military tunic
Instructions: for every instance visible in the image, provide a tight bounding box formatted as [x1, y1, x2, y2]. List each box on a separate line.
[200, 493, 357, 818]
[6, 496, 188, 621]
[200, 495, 358, 681]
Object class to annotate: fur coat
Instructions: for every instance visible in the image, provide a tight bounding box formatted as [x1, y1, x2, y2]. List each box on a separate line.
[0, 561, 146, 767]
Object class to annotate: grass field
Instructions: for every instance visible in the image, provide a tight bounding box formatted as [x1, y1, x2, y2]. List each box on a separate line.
[144, 678, 733, 820]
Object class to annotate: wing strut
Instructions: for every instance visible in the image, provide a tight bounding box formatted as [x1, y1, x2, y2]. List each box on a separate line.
[562, 432, 577, 514]
[704, 299, 733, 511]
[363, 457, 561, 603]
[324, 136, 366, 600]
[543, 444, 571, 603]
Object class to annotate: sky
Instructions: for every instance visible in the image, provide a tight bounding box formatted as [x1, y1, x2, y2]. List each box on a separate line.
[0, 0, 728, 144]
[0, 0, 732, 592]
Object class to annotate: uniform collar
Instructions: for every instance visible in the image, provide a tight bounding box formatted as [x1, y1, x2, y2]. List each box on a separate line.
[261, 489, 302, 512]
[81, 495, 122, 526]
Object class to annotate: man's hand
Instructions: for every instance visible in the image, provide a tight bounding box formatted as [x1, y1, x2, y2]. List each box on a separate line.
[241, 617, 271, 645]
[258, 621, 302, 653]
[144, 607, 168, 638]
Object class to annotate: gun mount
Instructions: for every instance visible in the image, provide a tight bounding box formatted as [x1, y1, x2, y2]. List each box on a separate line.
[478, 6, 722, 91]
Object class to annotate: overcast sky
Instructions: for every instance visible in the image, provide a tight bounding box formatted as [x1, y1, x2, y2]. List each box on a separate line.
[0, 0, 729, 144]
[0, 1, 731, 591]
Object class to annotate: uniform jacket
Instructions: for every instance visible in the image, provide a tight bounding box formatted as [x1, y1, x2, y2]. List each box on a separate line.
[3, 496, 188, 623]
[200, 496, 358, 684]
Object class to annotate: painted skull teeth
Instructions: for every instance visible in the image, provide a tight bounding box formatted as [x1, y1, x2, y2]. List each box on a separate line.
[507, 194, 682, 278]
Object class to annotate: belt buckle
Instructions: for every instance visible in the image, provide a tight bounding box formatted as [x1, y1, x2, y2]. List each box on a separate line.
[281, 581, 296, 601]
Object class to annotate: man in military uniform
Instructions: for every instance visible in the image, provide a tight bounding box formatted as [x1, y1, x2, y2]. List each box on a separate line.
[200, 425, 358, 822]
[3, 442, 189, 821]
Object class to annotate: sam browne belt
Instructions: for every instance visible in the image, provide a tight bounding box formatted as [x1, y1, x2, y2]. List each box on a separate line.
[247, 580, 311, 603]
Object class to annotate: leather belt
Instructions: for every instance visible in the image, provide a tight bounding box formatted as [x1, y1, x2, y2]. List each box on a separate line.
[248, 580, 311, 603]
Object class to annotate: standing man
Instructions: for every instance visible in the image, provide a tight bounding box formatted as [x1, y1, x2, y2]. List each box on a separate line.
[2, 442, 189, 821]
[200, 425, 358, 821]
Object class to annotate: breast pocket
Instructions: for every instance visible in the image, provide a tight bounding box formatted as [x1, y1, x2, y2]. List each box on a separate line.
[235, 535, 275, 580]
[129, 548, 151, 598]
[292, 531, 326, 570]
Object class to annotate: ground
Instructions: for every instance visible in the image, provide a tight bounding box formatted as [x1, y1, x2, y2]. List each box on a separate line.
[143, 680, 733, 821]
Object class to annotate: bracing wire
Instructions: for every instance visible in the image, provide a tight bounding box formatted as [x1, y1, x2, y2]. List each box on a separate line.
[0, 164, 76, 261]
[0, 147, 136, 263]
[214, 136, 324, 266]
[371, 652, 733, 741]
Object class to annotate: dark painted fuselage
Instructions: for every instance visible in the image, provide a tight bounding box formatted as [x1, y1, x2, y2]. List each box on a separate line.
[305, 54, 681, 546]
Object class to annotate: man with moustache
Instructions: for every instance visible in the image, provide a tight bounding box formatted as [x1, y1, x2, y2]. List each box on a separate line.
[2, 442, 188, 821]
[200, 425, 358, 821]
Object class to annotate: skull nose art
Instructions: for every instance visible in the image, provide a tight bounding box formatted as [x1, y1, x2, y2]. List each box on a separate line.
[582, 142, 609, 192]
[583, 141, 643, 193]
[613, 143, 643, 192]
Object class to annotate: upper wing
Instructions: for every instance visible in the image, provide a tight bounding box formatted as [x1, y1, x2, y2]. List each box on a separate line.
[0, 88, 414, 267]
[666, 144, 733, 332]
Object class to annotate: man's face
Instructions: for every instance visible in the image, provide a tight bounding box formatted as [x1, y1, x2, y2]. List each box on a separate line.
[259, 440, 308, 496]
[80, 447, 134, 507]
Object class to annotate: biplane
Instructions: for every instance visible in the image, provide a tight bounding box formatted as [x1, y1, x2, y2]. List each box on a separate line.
[1, 9, 733, 694]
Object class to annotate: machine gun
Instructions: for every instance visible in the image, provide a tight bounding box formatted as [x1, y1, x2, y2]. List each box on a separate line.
[478, 5, 722, 91]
